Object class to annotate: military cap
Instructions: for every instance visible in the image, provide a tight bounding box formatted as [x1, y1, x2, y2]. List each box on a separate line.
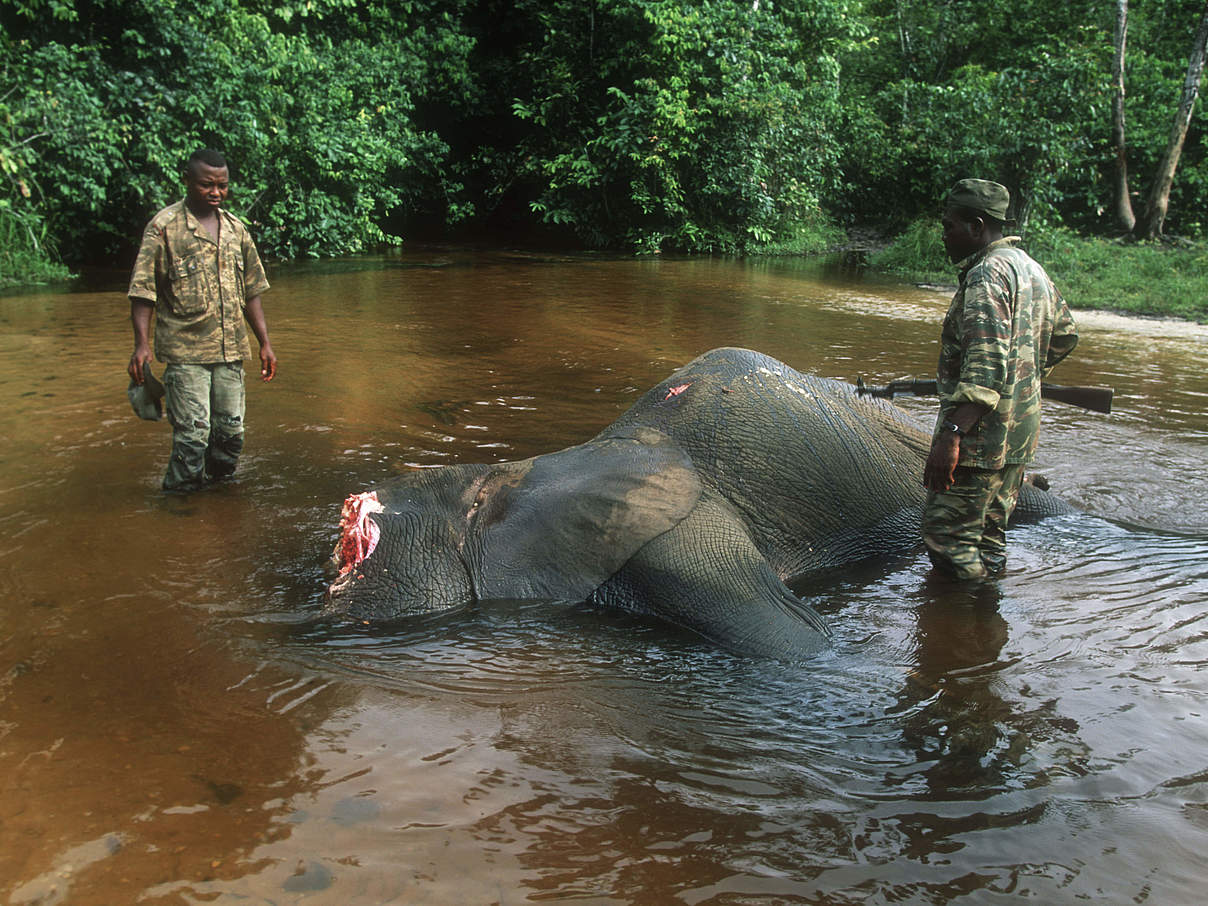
[945, 178, 1010, 222]
[128, 363, 166, 420]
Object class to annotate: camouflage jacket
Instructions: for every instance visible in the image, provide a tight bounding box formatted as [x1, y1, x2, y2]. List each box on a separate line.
[128, 201, 271, 364]
[936, 237, 1078, 469]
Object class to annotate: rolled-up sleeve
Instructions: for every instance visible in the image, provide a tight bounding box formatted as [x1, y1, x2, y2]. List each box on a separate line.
[1044, 290, 1078, 375]
[240, 229, 271, 301]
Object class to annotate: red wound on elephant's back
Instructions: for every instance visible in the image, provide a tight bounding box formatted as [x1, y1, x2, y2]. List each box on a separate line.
[663, 383, 691, 401]
[337, 491, 384, 576]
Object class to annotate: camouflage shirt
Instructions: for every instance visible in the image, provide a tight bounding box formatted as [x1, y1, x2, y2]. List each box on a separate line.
[936, 237, 1078, 469]
[127, 200, 271, 364]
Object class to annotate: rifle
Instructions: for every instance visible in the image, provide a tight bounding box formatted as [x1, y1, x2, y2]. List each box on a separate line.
[855, 376, 1113, 414]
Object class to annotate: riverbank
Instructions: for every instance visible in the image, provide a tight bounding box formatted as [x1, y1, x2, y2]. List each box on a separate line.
[1065, 306, 1208, 340]
[865, 222, 1208, 324]
[8, 224, 1207, 327]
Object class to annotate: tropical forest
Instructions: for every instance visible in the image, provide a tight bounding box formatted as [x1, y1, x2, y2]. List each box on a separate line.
[3, 0, 1207, 319]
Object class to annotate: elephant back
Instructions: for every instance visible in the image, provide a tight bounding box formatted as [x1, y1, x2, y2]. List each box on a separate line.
[603, 348, 930, 577]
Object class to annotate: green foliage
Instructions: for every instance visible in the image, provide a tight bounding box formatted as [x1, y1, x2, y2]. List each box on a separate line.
[748, 214, 847, 257]
[1029, 228, 1208, 322]
[2, 0, 1208, 290]
[838, 37, 1110, 232]
[499, 0, 863, 253]
[0, 199, 74, 287]
[837, 0, 1208, 240]
[870, 220, 1208, 323]
[1112, 2, 1208, 238]
[868, 217, 950, 280]
[0, 0, 474, 262]
[0, 40, 73, 286]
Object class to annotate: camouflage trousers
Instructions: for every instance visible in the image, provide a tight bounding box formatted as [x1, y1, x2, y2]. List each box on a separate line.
[162, 362, 245, 492]
[923, 463, 1027, 580]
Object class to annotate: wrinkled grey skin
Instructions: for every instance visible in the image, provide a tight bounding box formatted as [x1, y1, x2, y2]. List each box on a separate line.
[325, 348, 1074, 659]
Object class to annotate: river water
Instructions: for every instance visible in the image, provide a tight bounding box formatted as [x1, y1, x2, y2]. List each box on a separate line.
[2, 249, 1207, 905]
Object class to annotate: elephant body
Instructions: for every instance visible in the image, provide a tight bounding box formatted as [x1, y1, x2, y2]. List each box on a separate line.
[326, 347, 1073, 658]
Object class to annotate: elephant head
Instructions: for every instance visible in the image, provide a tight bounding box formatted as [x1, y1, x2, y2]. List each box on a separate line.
[325, 464, 484, 620]
[324, 428, 703, 621]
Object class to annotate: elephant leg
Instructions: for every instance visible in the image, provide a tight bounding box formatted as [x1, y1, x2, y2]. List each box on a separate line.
[589, 494, 831, 660]
[1013, 477, 1076, 523]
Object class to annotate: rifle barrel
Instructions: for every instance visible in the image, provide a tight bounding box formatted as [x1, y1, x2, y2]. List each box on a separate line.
[858, 378, 1114, 414]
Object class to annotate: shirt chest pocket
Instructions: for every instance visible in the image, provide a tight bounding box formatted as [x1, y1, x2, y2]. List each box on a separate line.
[167, 252, 211, 315]
[226, 256, 246, 304]
[215, 238, 248, 307]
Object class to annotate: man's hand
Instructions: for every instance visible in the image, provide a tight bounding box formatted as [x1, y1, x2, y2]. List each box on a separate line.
[259, 343, 277, 382]
[923, 401, 986, 491]
[128, 344, 152, 383]
[244, 296, 275, 381]
[923, 432, 961, 492]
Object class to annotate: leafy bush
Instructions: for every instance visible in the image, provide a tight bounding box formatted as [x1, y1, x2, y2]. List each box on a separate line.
[834, 1, 1208, 240]
[869, 217, 950, 281]
[502, 0, 861, 253]
[0, 199, 73, 287]
[1029, 228, 1208, 322]
[0, 38, 74, 286]
[869, 220, 1208, 323]
[0, 0, 474, 262]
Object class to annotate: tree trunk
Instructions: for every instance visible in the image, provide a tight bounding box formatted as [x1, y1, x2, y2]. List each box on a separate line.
[1134, 2, 1208, 240]
[1112, 0, 1136, 232]
[1014, 181, 1032, 237]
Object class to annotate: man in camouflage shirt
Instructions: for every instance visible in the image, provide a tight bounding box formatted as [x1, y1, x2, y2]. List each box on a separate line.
[127, 148, 277, 492]
[922, 179, 1078, 579]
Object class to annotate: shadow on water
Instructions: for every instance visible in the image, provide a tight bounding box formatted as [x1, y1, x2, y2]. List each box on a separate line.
[2, 249, 1207, 904]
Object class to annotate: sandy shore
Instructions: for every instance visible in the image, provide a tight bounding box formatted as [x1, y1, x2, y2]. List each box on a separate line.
[1069, 307, 1208, 340]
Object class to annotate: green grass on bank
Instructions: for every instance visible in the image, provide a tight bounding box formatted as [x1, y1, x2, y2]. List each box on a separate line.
[757, 217, 849, 257]
[1032, 231, 1208, 323]
[5, 196, 1205, 324]
[870, 219, 1208, 324]
[0, 201, 74, 290]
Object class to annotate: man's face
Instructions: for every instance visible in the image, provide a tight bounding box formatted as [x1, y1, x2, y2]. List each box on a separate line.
[940, 207, 983, 264]
[184, 162, 230, 213]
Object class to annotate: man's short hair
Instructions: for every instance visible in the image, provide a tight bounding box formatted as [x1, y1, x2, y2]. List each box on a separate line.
[185, 148, 228, 176]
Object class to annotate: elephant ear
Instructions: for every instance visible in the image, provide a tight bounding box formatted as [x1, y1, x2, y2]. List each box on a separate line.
[467, 428, 702, 602]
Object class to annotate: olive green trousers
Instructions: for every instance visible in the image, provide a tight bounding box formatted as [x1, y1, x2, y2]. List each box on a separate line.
[923, 463, 1026, 580]
[162, 362, 245, 492]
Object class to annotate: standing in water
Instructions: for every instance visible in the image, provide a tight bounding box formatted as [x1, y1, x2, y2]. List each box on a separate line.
[127, 147, 277, 492]
[922, 178, 1078, 579]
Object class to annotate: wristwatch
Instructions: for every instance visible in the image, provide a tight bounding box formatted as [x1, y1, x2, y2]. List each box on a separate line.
[941, 420, 965, 438]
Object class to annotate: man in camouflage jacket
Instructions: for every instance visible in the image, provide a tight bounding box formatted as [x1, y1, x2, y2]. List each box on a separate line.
[922, 179, 1078, 579]
[127, 148, 277, 492]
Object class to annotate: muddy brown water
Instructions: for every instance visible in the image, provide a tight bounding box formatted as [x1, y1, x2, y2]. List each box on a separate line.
[2, 249, 1207, 905]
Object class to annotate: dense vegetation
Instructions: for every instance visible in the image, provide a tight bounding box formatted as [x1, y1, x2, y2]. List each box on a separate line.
[871, 221, 1208, 322]
[3, 0, 1207, 319]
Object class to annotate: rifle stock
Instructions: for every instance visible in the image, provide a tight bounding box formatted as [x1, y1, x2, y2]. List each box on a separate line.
[1037, 383, 1113, 414]
[856, 377, 1113, 414]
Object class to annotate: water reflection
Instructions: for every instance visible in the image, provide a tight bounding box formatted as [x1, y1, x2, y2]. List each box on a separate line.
[897, 580, 1016, 796]
[2, 250, 1207, 904]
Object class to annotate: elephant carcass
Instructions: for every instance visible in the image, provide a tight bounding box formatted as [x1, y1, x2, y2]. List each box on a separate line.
[325, 347, 1073, 659]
